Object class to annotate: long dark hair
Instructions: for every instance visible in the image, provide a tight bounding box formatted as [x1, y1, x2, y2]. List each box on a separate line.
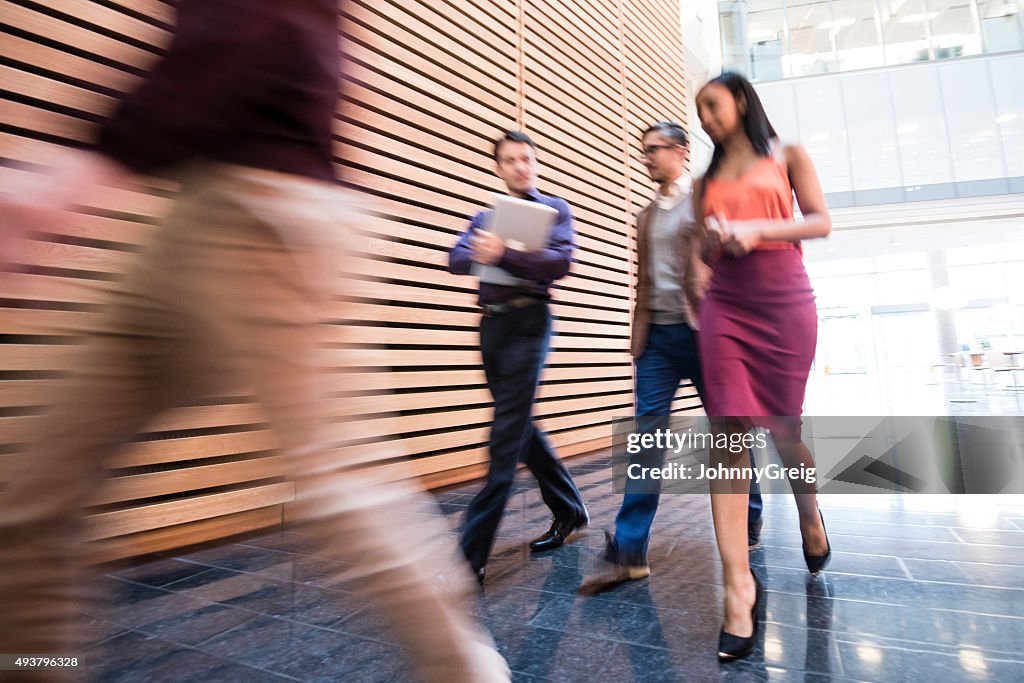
[701, 72, 777, 180]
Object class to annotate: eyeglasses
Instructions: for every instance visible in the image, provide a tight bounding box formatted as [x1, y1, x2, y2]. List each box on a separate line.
[639, 144, 680, 158]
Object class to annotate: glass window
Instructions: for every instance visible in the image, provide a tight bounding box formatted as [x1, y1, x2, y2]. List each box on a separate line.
[792, 77, 854, 192]
[880, 0, 933, 65]
[749, 10, 788, 80]
[718, 0, 1022, 78]
[817, 313, 872, 374]
[720, 1, 751, 75]
[755, 81, 801, 141]
[953, 305, 1019, 351]
[939, 60, 1007, 182]
[719, 0, 789, 80]
[840, 72, 903, 190]
[788, 0, 839, 76]
[1005, 260, 1024, 305]
[806, 256, 875, 277]
[813, 273, 875, 307]
[927, 0, 984, 59]
[949, 263, 1007, 299]
[987, 54, 1024, 178]
[947, 242, 1024, 265]
[984, 302, 1024, 349]
[876, 252, 927, 269]
[872, 312, 938, 368]
[954, 307, 1005, 349]
[831, 0, 885, 70]
[978, 0, 1024, 53]
[889, 66, 955, 186]
[875, 268, 932, 304]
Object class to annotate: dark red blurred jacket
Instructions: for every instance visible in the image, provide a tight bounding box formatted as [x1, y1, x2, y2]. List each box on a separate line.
[97, 0, 340, 182]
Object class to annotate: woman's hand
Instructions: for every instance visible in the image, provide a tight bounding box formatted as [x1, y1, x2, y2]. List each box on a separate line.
[708, 215, 763, 258]
[701, 217, 723, 263]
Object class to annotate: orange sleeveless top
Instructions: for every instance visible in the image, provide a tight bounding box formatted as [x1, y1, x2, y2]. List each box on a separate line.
[701, 152, 800, 253]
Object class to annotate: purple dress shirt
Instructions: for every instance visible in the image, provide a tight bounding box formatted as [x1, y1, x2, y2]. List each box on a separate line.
[448, 189, 575, 305]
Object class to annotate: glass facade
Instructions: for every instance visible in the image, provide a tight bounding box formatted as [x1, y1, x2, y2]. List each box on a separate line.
[716, 1, 1024, 403]
[721, 0, 1024, 80]
[807, 242, 1024, 373]
[751, 52, 1024, 205]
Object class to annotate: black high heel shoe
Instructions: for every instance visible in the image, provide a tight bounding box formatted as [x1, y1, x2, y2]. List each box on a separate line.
[718, 570, 763, 662]
[803, 508, 832, 575]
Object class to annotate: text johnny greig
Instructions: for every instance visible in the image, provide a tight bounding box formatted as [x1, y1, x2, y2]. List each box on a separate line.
[623, 428, 816, 484]
[626, 462, 817, 484]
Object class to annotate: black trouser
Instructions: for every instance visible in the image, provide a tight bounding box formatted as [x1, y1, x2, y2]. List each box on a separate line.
[460, 302, 586, 571]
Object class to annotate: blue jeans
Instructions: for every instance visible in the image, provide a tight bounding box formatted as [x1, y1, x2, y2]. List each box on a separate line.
[613, 322, 762, 562]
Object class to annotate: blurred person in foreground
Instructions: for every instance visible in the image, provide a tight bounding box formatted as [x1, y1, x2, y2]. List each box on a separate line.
[0, 1, 509, 681]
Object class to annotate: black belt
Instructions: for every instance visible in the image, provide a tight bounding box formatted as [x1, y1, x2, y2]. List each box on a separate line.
[481, 296, 543, 317]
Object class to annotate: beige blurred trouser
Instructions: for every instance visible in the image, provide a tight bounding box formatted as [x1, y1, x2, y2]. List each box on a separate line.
[0, 164, 509, 682]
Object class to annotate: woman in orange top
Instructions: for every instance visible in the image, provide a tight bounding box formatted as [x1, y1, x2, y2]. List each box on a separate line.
[694, 72, 832, 662]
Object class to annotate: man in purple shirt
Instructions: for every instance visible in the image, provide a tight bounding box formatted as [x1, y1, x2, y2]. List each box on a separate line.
[449, 132, 588, 585]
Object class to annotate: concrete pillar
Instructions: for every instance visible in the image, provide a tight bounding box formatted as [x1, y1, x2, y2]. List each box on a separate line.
[929, 249, 959, 356]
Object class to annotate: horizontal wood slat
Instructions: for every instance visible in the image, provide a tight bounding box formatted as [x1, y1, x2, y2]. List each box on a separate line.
[86, 507, 282, 565]
[1, 0, 694, 561]
[86, 483, 295, 540]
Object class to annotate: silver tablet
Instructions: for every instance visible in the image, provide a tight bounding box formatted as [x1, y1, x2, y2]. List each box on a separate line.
[472, 193, 558, 285]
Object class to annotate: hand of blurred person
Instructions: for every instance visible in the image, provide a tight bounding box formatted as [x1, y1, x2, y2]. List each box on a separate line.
[469, 228, 506, 265]
[0, 172, 57, 271]
[0, 199, 37, 271]
[0, 149, 127, 271]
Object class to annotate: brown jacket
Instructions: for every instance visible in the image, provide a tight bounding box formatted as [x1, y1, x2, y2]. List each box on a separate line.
[630, 183, 711, 357]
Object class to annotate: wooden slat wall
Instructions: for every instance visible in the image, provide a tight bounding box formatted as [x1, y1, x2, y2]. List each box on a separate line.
[0, 0, 695, 562]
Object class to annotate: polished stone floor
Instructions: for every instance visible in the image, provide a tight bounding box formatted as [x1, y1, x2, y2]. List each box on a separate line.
[81, 370, 1024, 681]
[85, 463, 1024, 682]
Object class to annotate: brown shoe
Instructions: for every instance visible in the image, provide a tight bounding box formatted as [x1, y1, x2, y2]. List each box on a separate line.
[578, 532, 650, 595]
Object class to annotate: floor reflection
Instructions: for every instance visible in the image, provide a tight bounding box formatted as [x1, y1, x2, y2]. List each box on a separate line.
[86, 440, 1024, 681]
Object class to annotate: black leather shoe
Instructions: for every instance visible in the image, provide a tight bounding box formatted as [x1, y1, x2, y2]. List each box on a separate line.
[474, 566, 486, 587]
[803, 508, 832, 575]
[529, 512, 588, 552]
[748, 517, 764, 550]
[718, 570, 763, 662]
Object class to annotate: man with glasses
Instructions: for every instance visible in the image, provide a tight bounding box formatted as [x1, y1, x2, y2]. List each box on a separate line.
[449, 131, 589, 586]
[579, 122, 763, 594]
